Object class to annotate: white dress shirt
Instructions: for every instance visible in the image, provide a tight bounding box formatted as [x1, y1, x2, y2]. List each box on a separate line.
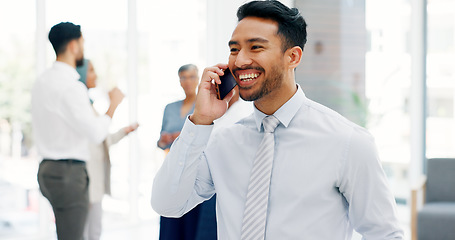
[152, 85, 404, 240]
[31, 61, 111, 162]
[213, 98, 253, 132]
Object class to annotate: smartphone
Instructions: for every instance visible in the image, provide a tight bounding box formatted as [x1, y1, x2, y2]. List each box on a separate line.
[215, 68, 237, 100]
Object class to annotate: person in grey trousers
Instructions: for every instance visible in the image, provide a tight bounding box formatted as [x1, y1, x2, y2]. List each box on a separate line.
[31, 22, 124, 240]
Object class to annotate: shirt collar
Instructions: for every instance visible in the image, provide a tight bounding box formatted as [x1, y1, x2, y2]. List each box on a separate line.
[53, 61, 80, 80]
[253, 84, 306, 132]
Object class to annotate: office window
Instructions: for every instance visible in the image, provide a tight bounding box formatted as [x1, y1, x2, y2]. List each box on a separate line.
[296, 0, 413, 200]
[0, 0, 39, 238]
[135, 0, 207, 227]
[426, 0, 455, 158]
[365, 0, 412, 201]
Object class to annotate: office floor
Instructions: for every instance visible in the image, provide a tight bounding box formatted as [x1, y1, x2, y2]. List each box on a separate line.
[100, 217, 160, 240]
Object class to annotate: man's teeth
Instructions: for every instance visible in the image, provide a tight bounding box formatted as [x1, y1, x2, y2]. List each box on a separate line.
[239, 73, 259, 82]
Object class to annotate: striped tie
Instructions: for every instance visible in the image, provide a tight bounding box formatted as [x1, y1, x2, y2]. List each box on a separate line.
[241, 115, 280, 240]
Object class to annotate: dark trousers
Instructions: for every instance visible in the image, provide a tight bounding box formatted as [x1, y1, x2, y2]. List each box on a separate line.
[159, 196, 218, 240]
[159, 204, 202, 240]
[195, 195, 217, 240]
[37, 160, 89, 240]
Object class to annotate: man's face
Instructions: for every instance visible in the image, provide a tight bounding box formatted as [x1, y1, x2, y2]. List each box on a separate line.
[179, 68, 199, 96]
[75, 36, 85, 67]
[228, 17, 285, 102]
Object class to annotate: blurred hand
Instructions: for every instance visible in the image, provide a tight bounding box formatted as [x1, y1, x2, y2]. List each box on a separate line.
[190, 64, 234, 125]
[105, 87, 125, 118]
[159, 132, 174, 146]
[171, 132, 180, 141]
[108, 87, 125, 107]
[124, 122, 139, 134]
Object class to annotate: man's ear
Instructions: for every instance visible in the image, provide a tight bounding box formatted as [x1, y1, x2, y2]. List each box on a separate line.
[285, 46, 303, 69]
[67, 39, 78, 55]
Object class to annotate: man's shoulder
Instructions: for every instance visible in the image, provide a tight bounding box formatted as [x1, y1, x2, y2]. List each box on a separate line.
[300, 97, 367, 134]
[33, 70, 88, 108]
[294, 98, 375, 154]
[36, 65, 79, 86]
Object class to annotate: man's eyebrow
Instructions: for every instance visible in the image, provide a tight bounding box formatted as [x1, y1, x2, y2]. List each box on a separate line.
[228, 40, 238, 46]
[228, 38, 269, 46]
[247, 38, 269, 43]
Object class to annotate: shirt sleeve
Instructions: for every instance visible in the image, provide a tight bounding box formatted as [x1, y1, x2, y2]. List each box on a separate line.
[151, 117, 216, 217]
[60, 83, 111, 144]
[106, 128, 127, 147]
[338, 128, 404, 239]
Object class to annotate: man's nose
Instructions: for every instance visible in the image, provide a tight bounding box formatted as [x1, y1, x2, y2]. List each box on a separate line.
[234, 50, 253, 68]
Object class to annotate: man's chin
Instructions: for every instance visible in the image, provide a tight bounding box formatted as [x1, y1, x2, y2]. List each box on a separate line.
[239, 90, 259, 102]
[76, 58, 84, 67]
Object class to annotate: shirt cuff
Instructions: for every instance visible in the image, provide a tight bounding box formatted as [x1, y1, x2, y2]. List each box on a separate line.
[179, 116, 213, 146]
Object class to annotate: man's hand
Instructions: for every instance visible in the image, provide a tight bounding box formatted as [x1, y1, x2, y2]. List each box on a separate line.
[106, 87, 125, 118]
[108, 87, 125, 107]
[190, 64, 235, 125]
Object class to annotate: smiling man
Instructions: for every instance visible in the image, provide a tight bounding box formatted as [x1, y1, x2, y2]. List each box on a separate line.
[152, 1, 404, 239]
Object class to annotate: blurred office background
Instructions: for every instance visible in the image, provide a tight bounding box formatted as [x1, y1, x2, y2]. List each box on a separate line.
[0, 0, 453, 239]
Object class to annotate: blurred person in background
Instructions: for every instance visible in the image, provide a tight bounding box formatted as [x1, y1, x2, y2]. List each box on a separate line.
[31, 22, 124, 240]
[76, 59, 138, 240]
[157, 64, 198, 153]
[156, 64, 204, 240]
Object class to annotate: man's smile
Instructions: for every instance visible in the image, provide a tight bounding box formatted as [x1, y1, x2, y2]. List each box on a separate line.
[239, 72, 260, 82]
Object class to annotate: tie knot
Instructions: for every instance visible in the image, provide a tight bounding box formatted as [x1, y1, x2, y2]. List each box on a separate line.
[262, 115, 280, 133]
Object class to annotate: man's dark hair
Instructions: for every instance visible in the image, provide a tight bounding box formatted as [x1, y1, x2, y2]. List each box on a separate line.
[178, 64, 198, 74]
[237, 0, 307, 52]
[48, 22, 82, 55]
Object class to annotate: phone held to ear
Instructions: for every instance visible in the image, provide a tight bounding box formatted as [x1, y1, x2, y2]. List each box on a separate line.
[215, 68, 237, 100]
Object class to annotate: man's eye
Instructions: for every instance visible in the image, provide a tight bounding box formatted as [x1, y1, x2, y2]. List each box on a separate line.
[251, 45, 263, 50]
[230, 48, 239, 53]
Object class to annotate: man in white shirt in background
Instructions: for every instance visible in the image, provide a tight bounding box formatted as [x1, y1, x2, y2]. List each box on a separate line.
[152, 1, 404, 239]
[31, 22, 124, 240]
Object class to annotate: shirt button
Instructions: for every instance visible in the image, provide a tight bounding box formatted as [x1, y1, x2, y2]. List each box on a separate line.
[179, 162, 183, 166]
[189, 132, 195, 137]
